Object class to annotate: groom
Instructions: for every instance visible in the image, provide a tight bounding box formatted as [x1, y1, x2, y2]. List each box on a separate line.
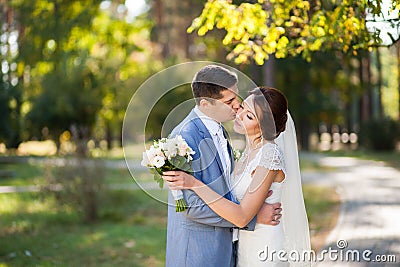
[166, 65, 282, 266]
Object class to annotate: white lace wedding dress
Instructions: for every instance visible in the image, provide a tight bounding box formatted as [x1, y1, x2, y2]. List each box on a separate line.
[231, 142, 289, 267]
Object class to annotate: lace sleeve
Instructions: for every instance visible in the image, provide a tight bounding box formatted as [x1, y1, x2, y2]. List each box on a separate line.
[257, 144, 285, 173]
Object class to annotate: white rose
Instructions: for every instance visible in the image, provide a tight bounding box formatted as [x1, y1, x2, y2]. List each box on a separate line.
[152, 155, 165, 168]
[175, 135, 186, 145]
[144, 146, 162, 166]
[164, 139, 177, 158]
[150, 145, 163, 157]
[141, 151, 150, 166]
[158, 141, 167, 150]
[178, 148, 187, 157]
[177, 141, 188, 150]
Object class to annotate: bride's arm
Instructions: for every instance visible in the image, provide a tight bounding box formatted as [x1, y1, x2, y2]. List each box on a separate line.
[163, 168, 279, 228]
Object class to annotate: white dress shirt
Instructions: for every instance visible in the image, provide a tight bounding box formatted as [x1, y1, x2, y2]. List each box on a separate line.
[193, 106, 231, 176]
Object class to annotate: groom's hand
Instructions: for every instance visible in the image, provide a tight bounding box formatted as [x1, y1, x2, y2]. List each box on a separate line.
[256, 191, 282, 225]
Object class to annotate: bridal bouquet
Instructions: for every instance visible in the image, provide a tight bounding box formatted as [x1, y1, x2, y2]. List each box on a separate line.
[141, 135, 195, 212]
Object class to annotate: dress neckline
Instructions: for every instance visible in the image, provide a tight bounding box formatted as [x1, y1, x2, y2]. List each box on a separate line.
[234, 142, 286, 184]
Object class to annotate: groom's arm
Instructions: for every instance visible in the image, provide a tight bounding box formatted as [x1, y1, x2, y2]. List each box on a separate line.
[180, 133, 256, 230]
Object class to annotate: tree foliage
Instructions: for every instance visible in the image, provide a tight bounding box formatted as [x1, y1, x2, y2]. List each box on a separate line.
[188, 0, 400, 64]
[5, 0, 160, 151]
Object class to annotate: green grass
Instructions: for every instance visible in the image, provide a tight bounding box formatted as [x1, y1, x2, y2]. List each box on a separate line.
[0, 153, 346, 265]
[299, 158, 337, 172]
[0, 190, 168, 267]
[0, 163, 43, 186]
[321, 150, 400, 170]
[0, 162, 147, 187]
[303, 185, 340, 251]
[0, 154, 337, 187]
[0, 183, 339, 266]
[303, 185, 340, 233]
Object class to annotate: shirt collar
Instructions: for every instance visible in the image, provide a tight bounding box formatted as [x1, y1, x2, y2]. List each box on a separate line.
[193, 106, 221, 136]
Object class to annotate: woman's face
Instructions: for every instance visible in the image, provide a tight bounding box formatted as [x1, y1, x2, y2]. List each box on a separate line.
[233, 97, 261, 137]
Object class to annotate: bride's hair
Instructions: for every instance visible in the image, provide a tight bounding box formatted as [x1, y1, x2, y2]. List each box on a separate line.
[250, 86, 288, 141]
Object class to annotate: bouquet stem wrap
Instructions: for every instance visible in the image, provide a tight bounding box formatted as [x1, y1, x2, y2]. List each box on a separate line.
[170, 189, 187, 212]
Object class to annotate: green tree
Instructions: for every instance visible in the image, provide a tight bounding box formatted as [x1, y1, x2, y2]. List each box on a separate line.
[188, 0, 399, 64]
[7, 0, 103, 150]
[0, 2, 24, 148]
[188, 0, 399, 150]
[8, 1, 158, 152]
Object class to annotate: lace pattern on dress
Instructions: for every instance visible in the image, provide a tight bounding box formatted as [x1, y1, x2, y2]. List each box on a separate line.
[257, 143, 286, 176]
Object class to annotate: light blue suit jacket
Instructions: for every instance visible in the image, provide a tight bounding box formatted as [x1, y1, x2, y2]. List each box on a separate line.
[166, 109, 256, 267]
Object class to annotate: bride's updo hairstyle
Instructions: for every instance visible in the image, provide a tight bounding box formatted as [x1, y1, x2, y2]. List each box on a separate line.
[249, 86, 288, 141]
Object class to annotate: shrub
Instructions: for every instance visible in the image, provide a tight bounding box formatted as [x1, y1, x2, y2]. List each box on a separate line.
[42, 157, 105, 223]
[359, 118, 400, 151]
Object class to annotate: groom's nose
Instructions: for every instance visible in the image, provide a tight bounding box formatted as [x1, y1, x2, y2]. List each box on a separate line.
[236, 107, 244, 118]
[232, 99, 241, 113]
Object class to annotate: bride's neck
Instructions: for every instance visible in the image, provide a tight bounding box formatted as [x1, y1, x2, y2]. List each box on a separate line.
[246, 135, 263, 150]
[246, 135, 274, 150]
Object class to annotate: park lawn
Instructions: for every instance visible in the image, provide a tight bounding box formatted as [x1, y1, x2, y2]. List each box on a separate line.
[321, 150, 400, 170]
[0, 189, 168, 267]
[0, 162, 142, 187]
[0, 183, 339, 266]
[303, 185, 340, 251]
[0, 153, 331, 187]
[0, 162, 43, 186]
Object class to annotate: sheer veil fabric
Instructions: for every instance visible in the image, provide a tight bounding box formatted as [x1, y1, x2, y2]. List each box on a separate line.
[276, 111, 312, 266]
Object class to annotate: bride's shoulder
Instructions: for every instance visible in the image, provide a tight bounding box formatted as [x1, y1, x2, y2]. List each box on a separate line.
[262, 142, 281, 153]
[260, 142, 283, 160]
[256, 143, 285, 171]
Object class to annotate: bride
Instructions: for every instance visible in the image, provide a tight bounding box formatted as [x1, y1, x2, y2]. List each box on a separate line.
[163, 87, 311, 266]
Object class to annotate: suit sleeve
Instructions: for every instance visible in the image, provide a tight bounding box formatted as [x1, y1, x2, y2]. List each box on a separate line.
[179, 132, 256, 230]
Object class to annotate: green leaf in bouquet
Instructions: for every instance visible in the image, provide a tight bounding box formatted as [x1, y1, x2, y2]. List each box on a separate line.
[149, 168, 158, 175]
[180, 162, 192, 172]
[151, 169, 164, 188]
[169, 157, 179, 169]
[177, 156, 187, 168]
[158, 177, 164, 188]
[170, 156, 187, 169]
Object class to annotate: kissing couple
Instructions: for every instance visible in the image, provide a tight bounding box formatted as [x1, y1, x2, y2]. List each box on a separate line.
[162, 65, 311, 267]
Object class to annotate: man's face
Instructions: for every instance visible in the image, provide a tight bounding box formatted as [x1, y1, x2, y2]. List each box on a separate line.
[205, 85, 241, 123]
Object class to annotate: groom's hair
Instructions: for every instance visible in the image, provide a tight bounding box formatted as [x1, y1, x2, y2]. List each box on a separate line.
[192, 65, 238, 105]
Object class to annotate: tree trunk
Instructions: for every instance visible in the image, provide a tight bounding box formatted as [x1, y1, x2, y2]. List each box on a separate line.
[375, 48, 383, 119]
[249, 61, 263, 85]
[397, 42, 400, 121]
[106, 121, 112, 150]
[262, 56, 276, 87]
[359, 51, 372, 123]
[118, 120, 123, 147]
[83, 189, 98, 223]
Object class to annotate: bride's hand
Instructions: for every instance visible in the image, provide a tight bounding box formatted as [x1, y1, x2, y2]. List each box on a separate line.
[162, 171, 198, 190]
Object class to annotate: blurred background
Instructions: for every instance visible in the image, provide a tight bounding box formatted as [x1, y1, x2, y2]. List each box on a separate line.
[0, 0, 399, 266]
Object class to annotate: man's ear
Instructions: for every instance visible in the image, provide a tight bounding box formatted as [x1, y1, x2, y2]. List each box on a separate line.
[199, 99, 209, 108]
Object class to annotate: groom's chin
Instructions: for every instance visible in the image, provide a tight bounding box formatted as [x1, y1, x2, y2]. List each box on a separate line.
[228, 113, 237, 121]
[233, 126, 243, 135]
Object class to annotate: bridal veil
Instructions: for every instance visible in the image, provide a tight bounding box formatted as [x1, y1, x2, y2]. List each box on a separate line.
[276, 111, 312, 266]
